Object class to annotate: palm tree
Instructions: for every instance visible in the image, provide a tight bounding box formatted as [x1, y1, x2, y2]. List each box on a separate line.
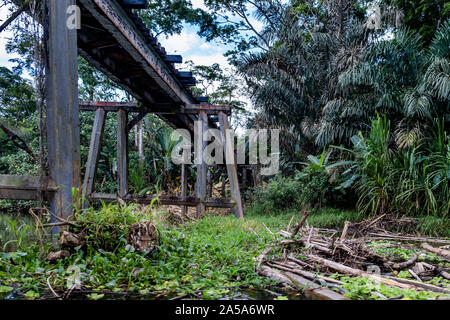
[237, 1, 370, 156]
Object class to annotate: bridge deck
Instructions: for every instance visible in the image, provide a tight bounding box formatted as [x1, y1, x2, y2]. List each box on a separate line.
[77, 0, 201, 132]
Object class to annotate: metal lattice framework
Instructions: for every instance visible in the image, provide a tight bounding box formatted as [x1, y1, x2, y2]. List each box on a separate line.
[0, 0, 244, 232]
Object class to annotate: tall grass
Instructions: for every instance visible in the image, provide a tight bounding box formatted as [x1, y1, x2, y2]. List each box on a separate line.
[345, 116, 449, 217]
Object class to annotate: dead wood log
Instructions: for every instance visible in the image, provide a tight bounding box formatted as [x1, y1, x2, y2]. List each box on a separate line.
[387, 276, 450, 295]
[414, 262, 450, 281]
[368, 233, 450, 244]
[258, 265, 292, 286]
[340, 221, 351, 239]
[421, 243, 450, 262]
[46, 250, 70, 262]
[268, 261, 344, 286]
[291, 209, 311, 238]
[305, 254, 417, 290]
[392, 254, 418, 270]
[281, 271, 348, 300]
[408, 269, 422, 282]
[439, 269, 450, 280]
[129, 222, 158, 252]
[255, 244, 276, 268]
[308, 243, 332, 254]
[60, 231, 85, 248]
[278, 230, 291, 238]
[287, 255, 316, 270]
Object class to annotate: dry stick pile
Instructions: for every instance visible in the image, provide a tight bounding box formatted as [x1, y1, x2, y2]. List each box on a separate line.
[256, 213, 450, 300]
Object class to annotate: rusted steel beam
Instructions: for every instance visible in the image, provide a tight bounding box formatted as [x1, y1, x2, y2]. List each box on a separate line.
[79, 102, 230, 116]
[0, 175, 56, 201]
[79, 101, 180, 114]
[86, 38, 118, 50]
[88, 193, 235, 208]
[82, 108, 106, 201]
[80, 0, 196, 105]
[184, 104, 231, 115]
[45, 0, 81, 223]
[117, 108, 129, 198]
[80, 101, 138, 110]
[126, 111, 148, 133]
[219, 111, 244, 218]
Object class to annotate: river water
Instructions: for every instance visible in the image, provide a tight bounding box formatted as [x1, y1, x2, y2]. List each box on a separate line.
[0, 212, 41, 252]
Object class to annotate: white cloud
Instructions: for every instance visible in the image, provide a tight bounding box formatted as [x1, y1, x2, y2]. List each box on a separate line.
[185, 54, 230, 69]
[0, 5, 20, 70]
[190, 0, 208, 10]
[159, 30, 201, 54]
[199, 42, 213, 50]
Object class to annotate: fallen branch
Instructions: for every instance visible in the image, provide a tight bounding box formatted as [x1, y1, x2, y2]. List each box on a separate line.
[408, 269, 422, 282]
[340, 221, 350, 239]
[257, 265, 292, 286]
[392, 254, 418, 270]
[421, 243, 450, 262]
[368, 233, 450, 244]
[387, 276, 450, 295]
[281, 271, 348, 300]
[46, 276, 61, 300]
[268, 261, 344, 286]
[305, 254, 417, 290]
[291, 209, 311, 238]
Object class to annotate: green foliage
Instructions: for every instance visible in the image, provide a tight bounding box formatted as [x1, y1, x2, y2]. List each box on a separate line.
[0, 214, 278, 300]
[353, 116, 395, 215]
[251, 175, 303, 213]
[74, 203, 157, 251]
[417, 216, 450, 237]
[251, 149, 353, 213]
[138, 0, 222, 39]
[383, 0, 450, 44]
[340, 276, 445, 300]
[336, 115, 449, 217]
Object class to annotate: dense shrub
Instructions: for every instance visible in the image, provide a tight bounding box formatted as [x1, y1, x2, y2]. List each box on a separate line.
[250, 161, 349, 214]
[339, 116, 449, 217]
[251, 175, 303, 213]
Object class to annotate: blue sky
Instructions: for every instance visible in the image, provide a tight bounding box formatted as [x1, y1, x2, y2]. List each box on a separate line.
[157, 0, 263, 71]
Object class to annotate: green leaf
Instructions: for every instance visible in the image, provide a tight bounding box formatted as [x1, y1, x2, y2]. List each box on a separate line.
[24, 290, 39, 300]
[0, 286, 13, 293]
[87, 293, 104, 300]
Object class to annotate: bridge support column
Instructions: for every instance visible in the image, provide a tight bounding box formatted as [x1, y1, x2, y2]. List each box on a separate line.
[117, 108, 129, 198]
[181, 163, 187, 216]
[195, 110, 208, 218]
[44, 0, 81, 232]
[218, 112, 244, 218]
[82, 108, 107, 205]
